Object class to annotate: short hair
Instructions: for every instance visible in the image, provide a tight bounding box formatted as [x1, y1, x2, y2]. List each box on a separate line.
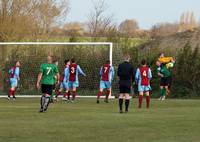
[15, 60, 20, 65]
[64, 59, 70, 65]
[141, 59, 147, 65]
[124, 54, 130, 61]
[71, 58, 76, 63]
[106, 60, 110, 64]
[47, 55, 53, 63]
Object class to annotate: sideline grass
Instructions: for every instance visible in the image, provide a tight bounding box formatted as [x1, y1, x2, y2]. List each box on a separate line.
[0, 98, 200, 142]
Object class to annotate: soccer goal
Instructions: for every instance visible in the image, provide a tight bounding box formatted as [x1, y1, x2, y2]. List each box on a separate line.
[0, 42, 123, 98]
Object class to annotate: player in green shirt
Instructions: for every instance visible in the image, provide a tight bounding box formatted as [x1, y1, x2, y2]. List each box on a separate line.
[157, 60, 174, 101]
[36, 55, 60, 113]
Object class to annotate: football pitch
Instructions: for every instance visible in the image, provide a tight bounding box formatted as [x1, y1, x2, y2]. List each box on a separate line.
[0, 98, 200, 142]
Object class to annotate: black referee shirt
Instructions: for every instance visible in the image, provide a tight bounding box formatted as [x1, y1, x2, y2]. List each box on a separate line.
[117, 61, 134, 81]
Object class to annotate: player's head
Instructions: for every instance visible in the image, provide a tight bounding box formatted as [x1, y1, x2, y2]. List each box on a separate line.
[141, 59, 147, 66]
[124, 54, 130, 62]
[71, 58, 76, 64]
[159, 53, 164, 58]
[15, 61, 21, 67]
[106, 60, 110, 64]
[47, 55, 53, 63]
[64, 59, 70, 66]
[156, 60, 161, 66]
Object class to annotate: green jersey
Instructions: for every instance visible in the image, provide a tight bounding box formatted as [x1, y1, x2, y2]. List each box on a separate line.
[158, 65, 171, 78]
[40, 63, 59, 85]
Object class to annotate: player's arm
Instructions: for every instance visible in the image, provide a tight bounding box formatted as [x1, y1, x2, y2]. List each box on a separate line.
[37, 65, 43, 89]
[148, 68, 152, 80]
[64, 68, 69, 81]
[157, 72, 163, 77]
[15, 67, 20, 81]
[99, 67, 103, 77]
[157, 67, 164, 77]
[110, 66, 115, 81]
[56, 73, 60, 84]
[78, 65, 86, 76]
[54, 66, 60, 84]
[37, 73, 43, 89]
[135, 68, 140, 84]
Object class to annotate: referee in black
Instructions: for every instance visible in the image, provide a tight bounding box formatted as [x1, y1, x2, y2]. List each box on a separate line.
[117, 55, 134, 113]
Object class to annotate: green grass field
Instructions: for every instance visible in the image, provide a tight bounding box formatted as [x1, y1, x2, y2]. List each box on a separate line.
[0, 98, 200, 142]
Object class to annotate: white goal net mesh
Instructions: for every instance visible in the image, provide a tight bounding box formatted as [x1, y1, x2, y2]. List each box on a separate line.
[0, 43, 124, 96]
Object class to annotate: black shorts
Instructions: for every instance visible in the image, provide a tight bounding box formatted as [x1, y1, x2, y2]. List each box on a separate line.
[160, 77, 171, 87]
[41, 84, 53, 95]
[119, 80, 131, 93]
[52, 84, 56, 90]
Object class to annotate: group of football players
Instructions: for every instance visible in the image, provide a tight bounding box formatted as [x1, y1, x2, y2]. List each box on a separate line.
[6, 53, 175, 113]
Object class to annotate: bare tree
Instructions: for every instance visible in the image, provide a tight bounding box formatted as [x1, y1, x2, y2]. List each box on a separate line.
[189, 12, 196, 31]
[178, 11, 197, 32]
[87, 0, 115, 38]
[179, 13, 185, 32]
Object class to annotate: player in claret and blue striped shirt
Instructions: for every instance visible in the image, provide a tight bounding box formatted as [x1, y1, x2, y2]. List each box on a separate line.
[135, 59, 152, 108]
[96, 60, 114, 104]
[67, 58, 86, 102]
[8, 61, 21, 100]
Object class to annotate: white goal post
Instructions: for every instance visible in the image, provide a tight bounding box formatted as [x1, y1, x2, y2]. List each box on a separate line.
[0, 42, 114, 98]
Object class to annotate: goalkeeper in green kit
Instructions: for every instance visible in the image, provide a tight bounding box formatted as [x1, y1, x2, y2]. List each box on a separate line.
[36, 56, 60, 113]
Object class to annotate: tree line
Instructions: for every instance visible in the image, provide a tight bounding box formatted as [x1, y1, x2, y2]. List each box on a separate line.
[1, 0, 200, 41]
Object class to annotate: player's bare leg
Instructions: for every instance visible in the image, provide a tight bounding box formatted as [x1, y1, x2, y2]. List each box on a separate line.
[125, 93, 130, 113]
[138, 92, 144, 108]
[145, 91, 150, 108]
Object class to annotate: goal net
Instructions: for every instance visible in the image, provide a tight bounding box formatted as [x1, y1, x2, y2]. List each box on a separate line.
[0, 42, 124, 97]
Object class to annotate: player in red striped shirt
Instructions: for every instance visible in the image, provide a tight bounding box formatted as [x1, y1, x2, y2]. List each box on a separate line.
[68, 58, 86, 102]
[97, 60, 114, 103]
[8, 61, 21, 100]
[135, 59, 152, 108]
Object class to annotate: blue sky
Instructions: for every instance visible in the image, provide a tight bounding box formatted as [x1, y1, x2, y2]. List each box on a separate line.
[67, 0, 200, 29]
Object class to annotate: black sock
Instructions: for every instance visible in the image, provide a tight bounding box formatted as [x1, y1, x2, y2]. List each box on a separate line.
[125, 99, 130, 111]
[40, 96, 45, 110]
[119, 98, 123, 111]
